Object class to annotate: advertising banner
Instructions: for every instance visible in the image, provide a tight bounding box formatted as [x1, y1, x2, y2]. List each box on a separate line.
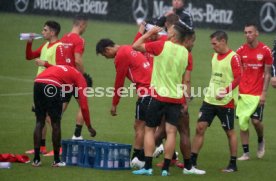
[1, 0, 276, 32]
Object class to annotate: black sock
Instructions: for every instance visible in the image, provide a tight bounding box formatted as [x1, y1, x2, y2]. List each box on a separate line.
[139, 149, 145, 161]
[144, 156, 153, 169]
[230, 156, 237, 166]
[242, 144, 249, 153]
[172, 151, 177, 160]
[34, 148, 40, 161]
[74, 124, 83, 137]
[258, 136, 263, 143]
[41, 139, 46, 147]
[131, 148, 141, 159]
[162, 158, 171, 171]
[184, 159, 192, 170]
[191, 153, 198, 166]
[54, 150, 60, 163]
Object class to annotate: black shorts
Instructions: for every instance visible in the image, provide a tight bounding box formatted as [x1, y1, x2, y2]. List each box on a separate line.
[145, 97, 182, 127]
[250, 105, 264, 121]
[198, 101, 235, 130]
[135, 96, 151, 121]
[33, 83, 63, 122]
[61, 89, 78, 103]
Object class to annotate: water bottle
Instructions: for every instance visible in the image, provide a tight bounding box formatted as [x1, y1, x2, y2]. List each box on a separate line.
[144, 23, 167, 35]
[0, 162, 11, 169]
[100, 147, 105, 167]
[113, 148, 119, 168]
[19, 33, 43, 40]
[88, 146, 96, 166]
[107, 148, 114, 168]
[71, 144, 78, 165]
[123, 148, 130, 168]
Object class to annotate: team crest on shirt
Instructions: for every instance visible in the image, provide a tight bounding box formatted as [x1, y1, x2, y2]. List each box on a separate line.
[256, 54, 264, 61]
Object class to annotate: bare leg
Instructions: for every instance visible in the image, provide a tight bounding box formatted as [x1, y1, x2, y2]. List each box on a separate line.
[164, 123, 177, 159]
[134, 120, 145, 150]
[191, 122, 208, 154]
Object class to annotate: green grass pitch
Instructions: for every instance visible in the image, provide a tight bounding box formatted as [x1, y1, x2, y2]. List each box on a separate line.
[0, 12, 276, 181]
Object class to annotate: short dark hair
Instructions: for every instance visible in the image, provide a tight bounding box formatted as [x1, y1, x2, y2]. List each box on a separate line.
[73, 14, 88, 25]
[173, 21, 195, 43]
[210, 30, 228, 42]
[166, 14, 179, 27]
[96, 39, 115, 55]
[44, 20, 61, 36]
[244, 22, 258, 31]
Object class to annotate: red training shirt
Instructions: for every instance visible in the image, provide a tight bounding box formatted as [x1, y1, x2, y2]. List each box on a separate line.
[60, 33, 85, 68]
[112, 45, 152, 106]
[236, 42, 272, 95]
[35, 65, 91, 127]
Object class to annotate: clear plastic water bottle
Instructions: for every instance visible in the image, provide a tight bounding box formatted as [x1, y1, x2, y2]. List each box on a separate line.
[113, 148, 119, 168]
[100, 147, 105, 167]
[71, 145, 78, 165]
[19, 33, 43, 40]
[144, 23, 167, 35]
[88, 146, 96, 166]
[107, 148, 114, 168]
[0, 162, 11, 169]
[123, 148, 130, 168]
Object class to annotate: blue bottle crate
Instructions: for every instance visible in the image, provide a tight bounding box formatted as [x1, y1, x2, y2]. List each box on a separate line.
[61, 139, 84, 166]
[62, 140, 132, 170]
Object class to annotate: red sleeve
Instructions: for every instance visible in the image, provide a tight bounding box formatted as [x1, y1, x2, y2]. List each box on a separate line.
[55, 45, 66, 65]
[25, 41, 44, 60]
[264, 46, 273, 65]
[145, 41, 165, 56]
[112, 52, 130, 106]
[76, 75, 91, 127]
[186, 52, 193, 71]
[132, 32, 143, 44]
[225, 54, 242, 93]
[75, 38, 85, 54]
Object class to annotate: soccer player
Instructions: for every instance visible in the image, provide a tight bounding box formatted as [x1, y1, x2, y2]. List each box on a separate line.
[190, 31, 242, 173]
[236, 23, 272, 161]
[132, 22, 191, 176]
[60, 14, 89, 141]
[25, 20, 66, 155]
[96, 39, 152, 169]
[156, 0, 193, 30]
[31, 65, 96, 167]
[271, 38, 276, 88]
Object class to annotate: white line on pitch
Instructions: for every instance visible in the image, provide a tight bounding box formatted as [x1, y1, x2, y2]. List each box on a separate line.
[0, 92, 32, 97]
[0, 75, 33, 82]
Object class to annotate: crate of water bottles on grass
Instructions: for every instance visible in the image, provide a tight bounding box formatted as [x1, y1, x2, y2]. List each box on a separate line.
[61, 139, 132, 170]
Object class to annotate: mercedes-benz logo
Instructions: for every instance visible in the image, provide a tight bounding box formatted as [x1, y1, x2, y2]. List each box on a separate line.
[14, 0, 29, 13]
[260, 2, 276, 32]
[132, 0, 149, 21]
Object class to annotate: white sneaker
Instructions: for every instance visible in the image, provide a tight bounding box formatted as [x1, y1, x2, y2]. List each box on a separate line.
[72, 135, 83, 140]
[153, 144, 164, 158]
[257, 140, 265, 158]
[130, 157, 145, 169]
[237, 153, 250, 161]
[183, 166, 206, 175]
[52, 161, 66, 167]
